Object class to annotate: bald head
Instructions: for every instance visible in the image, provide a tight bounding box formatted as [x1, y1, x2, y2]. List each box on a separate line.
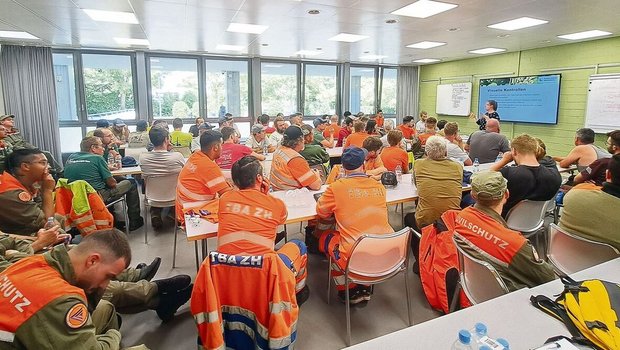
[486, 119, 500, 133]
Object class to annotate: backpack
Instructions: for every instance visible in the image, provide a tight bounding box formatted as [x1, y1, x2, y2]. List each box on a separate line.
[419, 210, 471, 314]
[531, 276, 620, 349]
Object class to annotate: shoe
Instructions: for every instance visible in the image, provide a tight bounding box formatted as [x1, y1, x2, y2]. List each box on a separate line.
[114, 221, 126, 230]
[156, 283, 193, 323]
[138, 257, 161, 281]
[128, 217, 145, 231]
[275, 230, 287, 244]
[304, 227, 321, 255]
[337, 287, 367, 305]
[136, 263, 146, 270]
[295, 285, 310, 306]
[154, 275, 192, 294]
[151, 216, 163, 230]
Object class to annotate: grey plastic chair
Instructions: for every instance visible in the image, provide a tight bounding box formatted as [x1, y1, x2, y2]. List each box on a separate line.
[506, 199, 555, 255]
[547, 223, 620, 275]
[105, 197, 129, 236]
[143, 173, 178, 244]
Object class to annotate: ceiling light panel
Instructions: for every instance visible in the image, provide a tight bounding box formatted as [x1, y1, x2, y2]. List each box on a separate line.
[83, 9, 139, 24]
[488, 17, 548, 31]
[227, 23, 268, 34]
[114, 38, 150, 46]
[0, 31, 39, 40]
[558, 30, 612, 40]
[391, 0, 458, 19]
[413, 58, 441, 63]
[407, 41, 446, 49]
[468, 47, 506, 54]
[294, 50, 323, 56]
[329, 33, 369, 42]
[359, 54, 387, 60]
[216, 44, 244, 51]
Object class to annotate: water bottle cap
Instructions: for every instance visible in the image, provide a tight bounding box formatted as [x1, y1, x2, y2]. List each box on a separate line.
[474, 157, 479, 162]
[458, 329, 471, 344]
[474, 322, 487, 335]
[497, 338, 509, 349]
[479, 346, 492, 350]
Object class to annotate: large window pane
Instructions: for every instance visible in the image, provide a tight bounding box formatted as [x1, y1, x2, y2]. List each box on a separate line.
[350, 67, 376, 114]
[261, 63, 298, 116]
[82, 54, 136, 120]
[304, 64, 337, 116]
[381, 68, 397, 115]
[52, 53, 79, 121]
[205, 59, 249, 119]
[150, 57, 199, 119]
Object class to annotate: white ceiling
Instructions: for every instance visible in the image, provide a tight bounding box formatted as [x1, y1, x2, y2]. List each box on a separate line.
[0, 0, 619, 65]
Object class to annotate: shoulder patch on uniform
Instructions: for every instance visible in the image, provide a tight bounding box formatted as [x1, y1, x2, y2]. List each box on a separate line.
[65, 303, 88, 329]
[18, 191, 32, 202]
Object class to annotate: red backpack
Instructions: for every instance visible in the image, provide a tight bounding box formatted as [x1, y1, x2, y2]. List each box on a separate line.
[419, 210, 471, 314]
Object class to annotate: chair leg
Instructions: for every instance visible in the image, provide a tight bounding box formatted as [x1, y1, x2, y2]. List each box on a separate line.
[144, 203, 148, 244]
[172, 221, 178, 268]
[404, 271, 413, 326]
[194, 241, 200, 272]
[122, 198, 129, 236]
[345, 272, 352, 347]
[326, 255, 332, 304]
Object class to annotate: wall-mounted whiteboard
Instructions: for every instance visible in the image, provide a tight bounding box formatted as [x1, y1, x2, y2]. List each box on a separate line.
[585, 74, 620, 133]
[436, 82, 472, 116]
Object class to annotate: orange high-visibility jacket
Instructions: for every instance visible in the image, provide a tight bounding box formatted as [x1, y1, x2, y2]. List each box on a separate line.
[191, 251, 298, 350]
[55, 179, 113, 236]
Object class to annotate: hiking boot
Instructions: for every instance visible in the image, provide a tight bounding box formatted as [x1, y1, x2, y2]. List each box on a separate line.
[128, 217, 145, 231]
[151, 216, 163, 230]
[337, 287, 367, 305]
[304, 227, 321, 255]
[156, 283, 193, 323]
[296, 285, 310, 306]
[138, 257, 161, 281]
[154, 275, 191, 294]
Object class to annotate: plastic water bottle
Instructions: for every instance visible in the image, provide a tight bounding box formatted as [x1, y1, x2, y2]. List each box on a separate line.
[496, 338, 510, 350]
[495, 152, 503, 163]
[115, 154, 122, 169]
[44, 217, 55, 229]
[471, 323, 487, 345]
[395, 164, 403, 183]
[262, 140, 268, 155]
[473, 158, 480, 173]
[451, 329, 473, 350]
[108, 154, 115, 167]
[471, 323, 506, 349]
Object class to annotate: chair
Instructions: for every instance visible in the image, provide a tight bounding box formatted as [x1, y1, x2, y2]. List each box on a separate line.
[105, 197, 129, 236]
[547, 223, 620, 275]
[452, 236, 510, 305]
[171, 146, 191, 158]
[123, 147, 147, 160]
[326, 227, 413, 346]
[143, 173, 179, 244]
[506, 199, 554, 255]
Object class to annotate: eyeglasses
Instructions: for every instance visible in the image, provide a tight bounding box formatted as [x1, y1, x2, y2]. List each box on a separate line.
[28, 160, 49, 166]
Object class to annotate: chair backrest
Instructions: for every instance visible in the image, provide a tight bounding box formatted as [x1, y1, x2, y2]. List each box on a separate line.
[124, 147, 147, 160]
[171, 145, 191, 158]
[453, 236, 510, 304]
[346, 227, 412, 279]
[547, 223, 620, 275]
[506, 199, 553, 233]
[144, 173, 179, 203]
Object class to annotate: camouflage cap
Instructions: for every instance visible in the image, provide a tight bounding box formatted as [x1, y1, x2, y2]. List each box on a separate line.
[0, 114, 15, 121]
[471, 171, 507, 200]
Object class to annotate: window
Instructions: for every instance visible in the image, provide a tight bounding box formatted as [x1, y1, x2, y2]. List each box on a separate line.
[381, 68, 397, 115]
[205, 59, 249, 119]
[52, 53, 79, 122]
[261, 62, 298, 116]
[59, 127, 83, 153]
[304, 64, 337, 116]
[150, 57, 199, 119]
[82, 53, 136, 120]
[350, 67, 376, 114]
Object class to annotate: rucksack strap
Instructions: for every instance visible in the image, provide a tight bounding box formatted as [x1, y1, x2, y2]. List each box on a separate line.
[530, 295, 592, 346]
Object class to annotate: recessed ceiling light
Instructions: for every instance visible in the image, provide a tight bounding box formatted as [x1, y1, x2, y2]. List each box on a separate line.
[497, 34, 510, 38]
[385, 19, 398, 24]
[114, 37, 149, 46]
[413, 58, 441, 63]
[391, 0, 458, 19]
[216, 44, 244, 51]
[558, 30, 612, 40]
[360, 54, 387, 60]
[227, 22, 268, 34]
[307, 9, 320, 15]
[294, 50, 323, 56]
[468, 47, 506, 54]
[316, 47, 322, 50]
[0, 31, 39, 40]
[261, 43, 269, 46]
[488, 17, 548, 31]
[329, 33, 369, 42]
[447, 27, 460, 32]
[407, 41, 446, 49]
[83, 9, 139, 24]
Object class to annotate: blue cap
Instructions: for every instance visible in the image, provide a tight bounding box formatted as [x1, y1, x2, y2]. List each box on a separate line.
[341, 147, 368, 170]
[313, 116, 328, 127]
[96, 119, 110, 128]
[479, 346, 492, 350]
[497, 338, 510, 350]
[458, 330, 471, 344]
[475, 323, 487, 336]
[113, 118, 126, 126]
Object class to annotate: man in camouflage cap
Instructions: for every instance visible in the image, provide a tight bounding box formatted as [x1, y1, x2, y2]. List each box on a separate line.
[452, 171, 555, 291]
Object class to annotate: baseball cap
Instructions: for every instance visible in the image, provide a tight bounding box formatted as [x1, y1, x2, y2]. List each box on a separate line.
[251, 124, 266, 134]
[341, 147, 368, 170]
[312, 117, 328, 127]
[199, 122, 215, 130]
[283, 125, 304, 140]
[96, 119, 110, 128]
[471, 171, 507, 200]
[218, 114, 234, 123]
[300, 124, 313, 136]
[0, 114, 15, 121]
[113, 118, 126, 126]
[136, 120, 148, 129]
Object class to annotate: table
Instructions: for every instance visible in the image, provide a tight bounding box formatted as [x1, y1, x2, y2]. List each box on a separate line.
[346, 258, 620, 350]
[327, 147, 343, 158]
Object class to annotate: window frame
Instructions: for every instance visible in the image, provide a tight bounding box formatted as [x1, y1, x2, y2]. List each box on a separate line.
[301, 62, 341, 119]
[379, 66, 398, 117]
[349, 65, 379, 114]
[203, 56, 252, 124]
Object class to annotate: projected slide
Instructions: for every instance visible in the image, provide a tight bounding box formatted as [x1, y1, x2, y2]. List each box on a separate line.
[478, 74, 561, 124]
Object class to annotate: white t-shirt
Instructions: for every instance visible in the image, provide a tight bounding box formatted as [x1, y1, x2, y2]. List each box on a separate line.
[139, 150, 186, 178]
[446, 142, 470, 165]
[246, 135, 276, 149]
[269, 132, 284, 145]
[415, 120, 426, 133]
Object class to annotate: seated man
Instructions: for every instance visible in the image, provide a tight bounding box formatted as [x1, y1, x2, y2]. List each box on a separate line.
[216, 126, 264, 170]
[170, 118, 193, 148]
[189, 117, 204, 138]
[324, 114, 341, 139]
[269, 116, 287, 145]
[466, 119, 511, 164]
[217, 155, 309, 303]
[337, 117, 354, 147]
[299, 124, 329, 168]
[312, 116, 335, 148]
[398, 115, 417, 147]
[344, 121, 369, 148]
[362, 136, 387, 180]
[380, 130, 409, 173]
[417, 116, 438, 146]
[257, 113, 276, 134]
[246, 124, 276, 153]
[443, 122, 472, 166]
[560, 154, 620, 249]
[140, 127, 186, 229]
[415, 111, 428, 134]
[269, 126, 322, 191]
[128, 120, 150, 148]
[554, 128, 611, 173]
[92, 128, 120, 166]
[65, 137, 144, 231]
[453, 171, 555, 291]
[190, 122, 216, 153]
[111, 118, 129, 144]
[313, 147, 394, 304]
[491, 134, 562, 217]
[573, 130, 619, 186]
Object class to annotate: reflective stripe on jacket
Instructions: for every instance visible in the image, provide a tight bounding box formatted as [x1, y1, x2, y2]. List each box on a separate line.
[55, 179, 113, 236]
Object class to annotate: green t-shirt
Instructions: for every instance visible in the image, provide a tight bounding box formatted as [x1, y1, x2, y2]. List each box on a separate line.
[300, 144, 329, 166]
[170, 130, 194, 147]
[312, 131, 325, 147]
[64, 152, 112, 190]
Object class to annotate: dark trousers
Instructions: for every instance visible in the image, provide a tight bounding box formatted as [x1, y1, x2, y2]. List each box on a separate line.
[99, 179, 142, 224]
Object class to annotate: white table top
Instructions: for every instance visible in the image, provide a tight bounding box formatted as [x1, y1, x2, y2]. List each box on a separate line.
[347, 258, 620, 350]
[327, 146, 343, 158]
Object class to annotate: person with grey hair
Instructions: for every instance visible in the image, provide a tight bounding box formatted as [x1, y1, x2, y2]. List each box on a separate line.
[269, 126, 322, 191]
[380, 119, 395, 147]
[246, 124, 276, 153]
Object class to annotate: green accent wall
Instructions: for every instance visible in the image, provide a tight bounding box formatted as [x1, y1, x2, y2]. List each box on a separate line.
[418, 36, 620, 156]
